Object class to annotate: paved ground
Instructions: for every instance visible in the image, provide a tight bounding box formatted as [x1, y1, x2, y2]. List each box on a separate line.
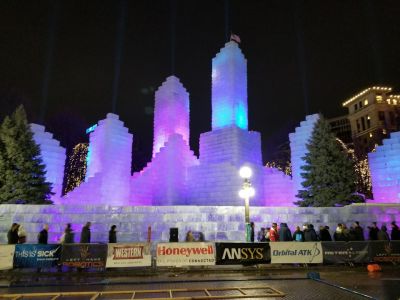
[0, 265, 399, 299]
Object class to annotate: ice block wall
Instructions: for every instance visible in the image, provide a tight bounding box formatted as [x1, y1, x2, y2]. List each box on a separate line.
[64, 113, 132, 205]
[289, 114, 320, 199]
[368, 131, 400, 203]
[187, 127, 265, 206]
[30, 124, 66, 203]
[263, 167, 294, 206]
[153, 76, 190, 156]
[212, 41, 248, 130]
[131, 134, 199, 205]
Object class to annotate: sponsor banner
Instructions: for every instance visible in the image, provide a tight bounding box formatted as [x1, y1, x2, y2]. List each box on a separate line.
[60, 244, 107, 268]
[270, 242, 323, 264]
[215, 243, 270, 265]
[369, 241, 400, 263]
[0, 245, 15, 270]
[322, 242, 369, 264]
[13, 244, 61, 268]
[156, 242, 215, 267]
[106, 243, 152, 268]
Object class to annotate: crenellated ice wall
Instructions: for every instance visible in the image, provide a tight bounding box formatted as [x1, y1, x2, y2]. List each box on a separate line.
[212, 41, 248, 130]
[30, 124, 66, 203]
[368, 131, 400, 203]
[64, 113, 132, 205]
[263, 167, 295, 206]
[131, 134, 198, 205]
[289, 114, 320, 199]
[153, 76, 190, 157]
[1, 204, 398, 243]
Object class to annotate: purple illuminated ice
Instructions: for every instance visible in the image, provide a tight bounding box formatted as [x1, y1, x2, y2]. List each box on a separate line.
[30, 124, 66, 203]
[64, 113, 132, 205]
[153, 76, 190, 156]
[368, 131, 400, 203]
[263, 167, 294, 206]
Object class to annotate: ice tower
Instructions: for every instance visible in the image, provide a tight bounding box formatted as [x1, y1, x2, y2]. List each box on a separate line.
[153, 76, 190, 156]
[368, 131, 400, 203]
[64, 113, 132, 205]
[187, 41, 264, 206]
[131, 76, 198, 205]
[289, 114, 320, 198]
[30, 124, 66, 203]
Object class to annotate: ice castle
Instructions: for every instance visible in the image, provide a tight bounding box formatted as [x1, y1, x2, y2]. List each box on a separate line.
[0, 41, 399, 243]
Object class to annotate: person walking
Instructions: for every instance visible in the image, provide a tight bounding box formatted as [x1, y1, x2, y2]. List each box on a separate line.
[60, 223, 74, 244]
[80, 222, 91, 243]
[38, 224, 49, 244]
[292, 226, 304, 242]
[279, 223, 292, 241]
[377, 225, 390, 241]
[269, 223, 279, 242]
[7, 223, 19, 244]
[390, 221, 400, 240]
[109, 225, 117, 243]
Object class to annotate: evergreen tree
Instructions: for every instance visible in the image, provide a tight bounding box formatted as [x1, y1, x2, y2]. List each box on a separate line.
[0, 105, 53, 204]
[295, 117, 364, 207]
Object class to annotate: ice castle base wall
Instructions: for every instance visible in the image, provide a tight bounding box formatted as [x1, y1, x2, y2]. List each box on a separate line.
[1, 204, 398, 244]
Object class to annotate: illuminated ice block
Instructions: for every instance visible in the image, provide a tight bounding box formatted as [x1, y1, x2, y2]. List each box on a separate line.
[212, 41, 248, 130]
[289, 114, 320, 199]
[131, 134, 198, 205]
[153, 76, 190, 156]
[64, 113, 132, 205]
[187, 126, 264, 206]
[30, 124, 66, 203]
[263, 167, 295, 206]
[368, 131, 400, 203]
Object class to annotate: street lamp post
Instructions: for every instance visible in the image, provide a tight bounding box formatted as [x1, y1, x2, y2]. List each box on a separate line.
[239, 166, 255, 242]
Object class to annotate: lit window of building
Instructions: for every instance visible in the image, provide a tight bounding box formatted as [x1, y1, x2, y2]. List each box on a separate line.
[364, 99, 368, 105]
[369, 133, 373, 138]
[376, 95, 383, 102]
[393, 99, 397, 105]
[387, 99, 391, 104]
[382, 129, 387, 135]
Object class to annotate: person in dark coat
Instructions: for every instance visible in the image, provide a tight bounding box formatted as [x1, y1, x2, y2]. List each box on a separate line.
[80, 222, 91, 243]
[109, 225, 117, 243]
[60, 223, 74, 244]
[279, 223, 292, 241]
[319, 226, 332, 241]
[377, 225, 390, 241]
[7, 223, 19, 244]
[352, 221, 365, 241]
[38, 224, 49, 244]
[368, 222, 379, 240]
[391, 221, 400, 240]
[304, 224, 318, 241]
[292, 226, 304, 242]
[250, 222, 255, 242]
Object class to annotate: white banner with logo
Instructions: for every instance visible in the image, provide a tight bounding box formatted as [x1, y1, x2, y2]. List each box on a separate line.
[156, 242, 215, 267]
[270, 242, 323, 264]
[0, 244, 15, 270]
[106, 243, 152, 268]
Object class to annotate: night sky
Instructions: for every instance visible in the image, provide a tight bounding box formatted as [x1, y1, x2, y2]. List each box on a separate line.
[1, 1, 400, 169]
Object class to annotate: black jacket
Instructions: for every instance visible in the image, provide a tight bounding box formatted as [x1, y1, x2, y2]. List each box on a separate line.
[109, 230, 117, 243]
[319, 229, 332, 241]
[391, 226, 400, 240]
[7, 229, 19, 244]
[369, 227, 379, 240]
[353, 226, 365, 241]
[38, 229, 48, 244]
[304, 228, 318, 241]
[80, 226, 91, 243]
[279, 224, 292, 241]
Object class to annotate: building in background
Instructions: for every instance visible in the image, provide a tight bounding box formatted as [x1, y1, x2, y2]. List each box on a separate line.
[342, 86, 400, 156]
[328, 115, 352, 146]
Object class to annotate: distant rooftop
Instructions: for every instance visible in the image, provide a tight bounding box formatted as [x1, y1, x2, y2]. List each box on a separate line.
[342, 86, 392, 107]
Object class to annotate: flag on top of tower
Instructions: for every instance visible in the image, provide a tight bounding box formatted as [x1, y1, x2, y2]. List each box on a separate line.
[230, 33, 241, 43]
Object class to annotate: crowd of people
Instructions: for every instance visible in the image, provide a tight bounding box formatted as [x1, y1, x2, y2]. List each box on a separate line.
[254, 221, 400, 242]
[7, 222, 118, 245]
[6, 221, 400, 245]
